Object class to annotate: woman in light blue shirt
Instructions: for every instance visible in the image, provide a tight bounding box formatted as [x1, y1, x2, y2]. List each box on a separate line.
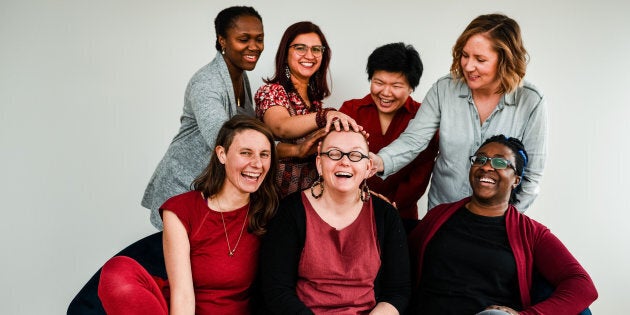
[372, 13, 547, 212]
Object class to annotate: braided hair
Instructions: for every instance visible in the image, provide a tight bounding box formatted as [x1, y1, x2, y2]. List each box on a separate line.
[478, 135, 529, 205]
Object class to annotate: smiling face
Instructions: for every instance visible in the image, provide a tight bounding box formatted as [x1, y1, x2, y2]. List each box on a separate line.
[218, 15, 264, 72]
[316, 131, 372, 196]
[461, 34, 500, 94]
[469, 142, 520, 206]
[287, 32, 323, 83]
[216, 129, 272, 196]
[370, 70, 412, 116]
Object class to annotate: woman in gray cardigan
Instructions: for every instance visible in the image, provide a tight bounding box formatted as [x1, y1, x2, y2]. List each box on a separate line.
[142, 6, 265, 229]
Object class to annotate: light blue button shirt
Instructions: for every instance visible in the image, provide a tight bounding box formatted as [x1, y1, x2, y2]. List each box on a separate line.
[378, 75, 547, 211]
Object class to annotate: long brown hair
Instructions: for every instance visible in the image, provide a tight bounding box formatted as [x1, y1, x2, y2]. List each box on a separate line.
[191, 115, 279, 235]
[450, 13, 528, 94]
[264, 21, 331, 105]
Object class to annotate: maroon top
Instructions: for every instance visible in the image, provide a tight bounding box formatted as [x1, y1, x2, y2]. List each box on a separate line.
[297, 194, 381, 314]
[160, 191, 259, 314]
[340, 94, 438, 219]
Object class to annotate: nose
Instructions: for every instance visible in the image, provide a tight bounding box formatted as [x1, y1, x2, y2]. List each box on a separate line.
[463, 58, 475, 72]
[248, 39, 262, 52]
[304, 47, 316, 59]
[381, 85, 392, 96]
[250, 155, 263, 167]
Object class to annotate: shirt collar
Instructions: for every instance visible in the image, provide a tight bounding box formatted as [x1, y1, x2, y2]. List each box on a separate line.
[456, 79, 518, 108]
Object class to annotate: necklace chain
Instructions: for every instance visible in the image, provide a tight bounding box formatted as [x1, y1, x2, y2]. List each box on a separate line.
[214, 197, 249, 257]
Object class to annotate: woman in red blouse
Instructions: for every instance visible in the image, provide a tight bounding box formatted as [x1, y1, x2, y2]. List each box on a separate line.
[340, 42, 438, 220]
[97, 115, 279, 314]
[255, 21, 362, 198]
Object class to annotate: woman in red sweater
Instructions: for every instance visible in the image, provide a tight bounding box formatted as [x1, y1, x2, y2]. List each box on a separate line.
[408, 135, 597, 315]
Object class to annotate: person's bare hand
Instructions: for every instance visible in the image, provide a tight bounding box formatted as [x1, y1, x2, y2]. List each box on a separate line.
[369, 152, 384, 177]
[485, 305, 519, 315]
[297, 128, 327, 158]
[325, 111, 363, 133]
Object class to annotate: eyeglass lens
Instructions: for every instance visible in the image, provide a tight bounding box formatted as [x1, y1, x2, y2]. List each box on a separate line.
[323, 149, 366, 162]
[471, 156, 509, 169]
[291, 44, 324, 56]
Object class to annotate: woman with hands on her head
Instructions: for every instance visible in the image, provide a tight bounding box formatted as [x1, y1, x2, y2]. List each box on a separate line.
[142, 6, 265, 229]
[371, 13, 547, 212]
[340, 42, 438, 220]
[255, 21, 362, 198]
[260, 129, 410, 315]
[407, 135, 597, 315]
[98, 116, 279, 314]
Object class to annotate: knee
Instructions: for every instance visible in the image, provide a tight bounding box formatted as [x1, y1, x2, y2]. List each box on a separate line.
[98, 256, 143, 299]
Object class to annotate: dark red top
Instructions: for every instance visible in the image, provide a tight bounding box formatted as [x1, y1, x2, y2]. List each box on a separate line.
[160, 191, 259, 314]
[340, 95, 439, 219]
[297, 194, 381, 314]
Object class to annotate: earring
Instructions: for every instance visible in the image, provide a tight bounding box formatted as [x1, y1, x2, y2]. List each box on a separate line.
[285, 65, 291, 79]
[310, 176, 324, 199]
[359, 179, 370, 202]
[221, 47, 226, 55]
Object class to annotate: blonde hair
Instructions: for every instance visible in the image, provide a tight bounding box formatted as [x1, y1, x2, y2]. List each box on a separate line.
[450, 13, 528, 94]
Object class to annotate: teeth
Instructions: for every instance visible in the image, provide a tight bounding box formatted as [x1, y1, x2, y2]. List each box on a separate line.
[300, 62, 314, 67]
[242, 172, 261, 178]
[334, 172, 352, 178]
[479, 177, 495, 184]
[380, 98, 393, 104]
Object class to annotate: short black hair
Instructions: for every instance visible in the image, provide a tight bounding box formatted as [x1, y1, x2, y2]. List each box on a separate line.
[366, 42, 423, 90]
[214, 6, 262, 51]
[478, 135, 528, 205]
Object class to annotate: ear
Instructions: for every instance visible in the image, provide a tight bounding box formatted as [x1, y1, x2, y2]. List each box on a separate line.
[216, 146, 226, 164]
[512, 175, 521, 189]
[218, 36, 226, 50]
[364, 157, 373, 179]
[315, 155, 322, 176]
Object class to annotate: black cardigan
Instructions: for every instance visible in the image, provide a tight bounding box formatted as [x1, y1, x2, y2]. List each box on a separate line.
[259, 192, 411, 314]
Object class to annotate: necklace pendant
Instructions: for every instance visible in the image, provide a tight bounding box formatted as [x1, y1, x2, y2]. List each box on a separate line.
[228, 251, 234, 257]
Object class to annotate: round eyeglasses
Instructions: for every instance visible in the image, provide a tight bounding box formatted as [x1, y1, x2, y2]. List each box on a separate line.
[289, 44, 325, 57]
[320, 149, 369, 162]
[470, 155, 516, 171]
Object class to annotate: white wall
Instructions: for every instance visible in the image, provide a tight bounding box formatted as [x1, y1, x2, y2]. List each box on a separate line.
[1, 0, 628, 313]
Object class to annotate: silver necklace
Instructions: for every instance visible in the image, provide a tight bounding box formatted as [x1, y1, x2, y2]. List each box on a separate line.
[214, 197, 249, 257]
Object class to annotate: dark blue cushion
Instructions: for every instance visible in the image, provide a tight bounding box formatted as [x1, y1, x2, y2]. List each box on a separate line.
[67, 232, 165, 315]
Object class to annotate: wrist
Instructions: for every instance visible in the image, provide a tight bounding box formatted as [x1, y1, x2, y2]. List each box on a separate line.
[315, 108, 336, 128]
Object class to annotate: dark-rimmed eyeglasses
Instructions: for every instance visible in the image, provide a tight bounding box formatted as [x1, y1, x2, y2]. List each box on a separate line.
[289, 44, 325, 57]
[320, 149, 368, 162]
[470, 155, 516, 171]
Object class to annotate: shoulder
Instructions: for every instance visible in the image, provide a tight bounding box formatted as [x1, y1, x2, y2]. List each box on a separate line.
[340, 94, 373, 111]
[256, 83, 287, 95]
[506, 80, 545, 107]
[426, 74, 468, 98]
[371, 196, 402, 227]
[160, 191, 202, 212]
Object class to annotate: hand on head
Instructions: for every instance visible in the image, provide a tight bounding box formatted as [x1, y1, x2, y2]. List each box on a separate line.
[324, 111, 363, 133]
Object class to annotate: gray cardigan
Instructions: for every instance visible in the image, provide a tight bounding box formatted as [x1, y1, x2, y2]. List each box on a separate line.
[142, 54, 253, 229]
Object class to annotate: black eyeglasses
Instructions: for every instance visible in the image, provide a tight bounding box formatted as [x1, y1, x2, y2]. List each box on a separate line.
[320, 149, 369, 162]
[289, 44, 325, 57]
[470, 155, 516, 171]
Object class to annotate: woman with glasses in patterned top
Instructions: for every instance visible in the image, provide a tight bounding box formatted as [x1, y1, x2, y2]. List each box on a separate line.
[259, 129, 410, 315]
[407, 135, 597, 315]
[255, 21, 362, 198]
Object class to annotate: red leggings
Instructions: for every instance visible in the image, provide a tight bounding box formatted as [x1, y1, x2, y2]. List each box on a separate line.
[98, 256, 168, 315]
